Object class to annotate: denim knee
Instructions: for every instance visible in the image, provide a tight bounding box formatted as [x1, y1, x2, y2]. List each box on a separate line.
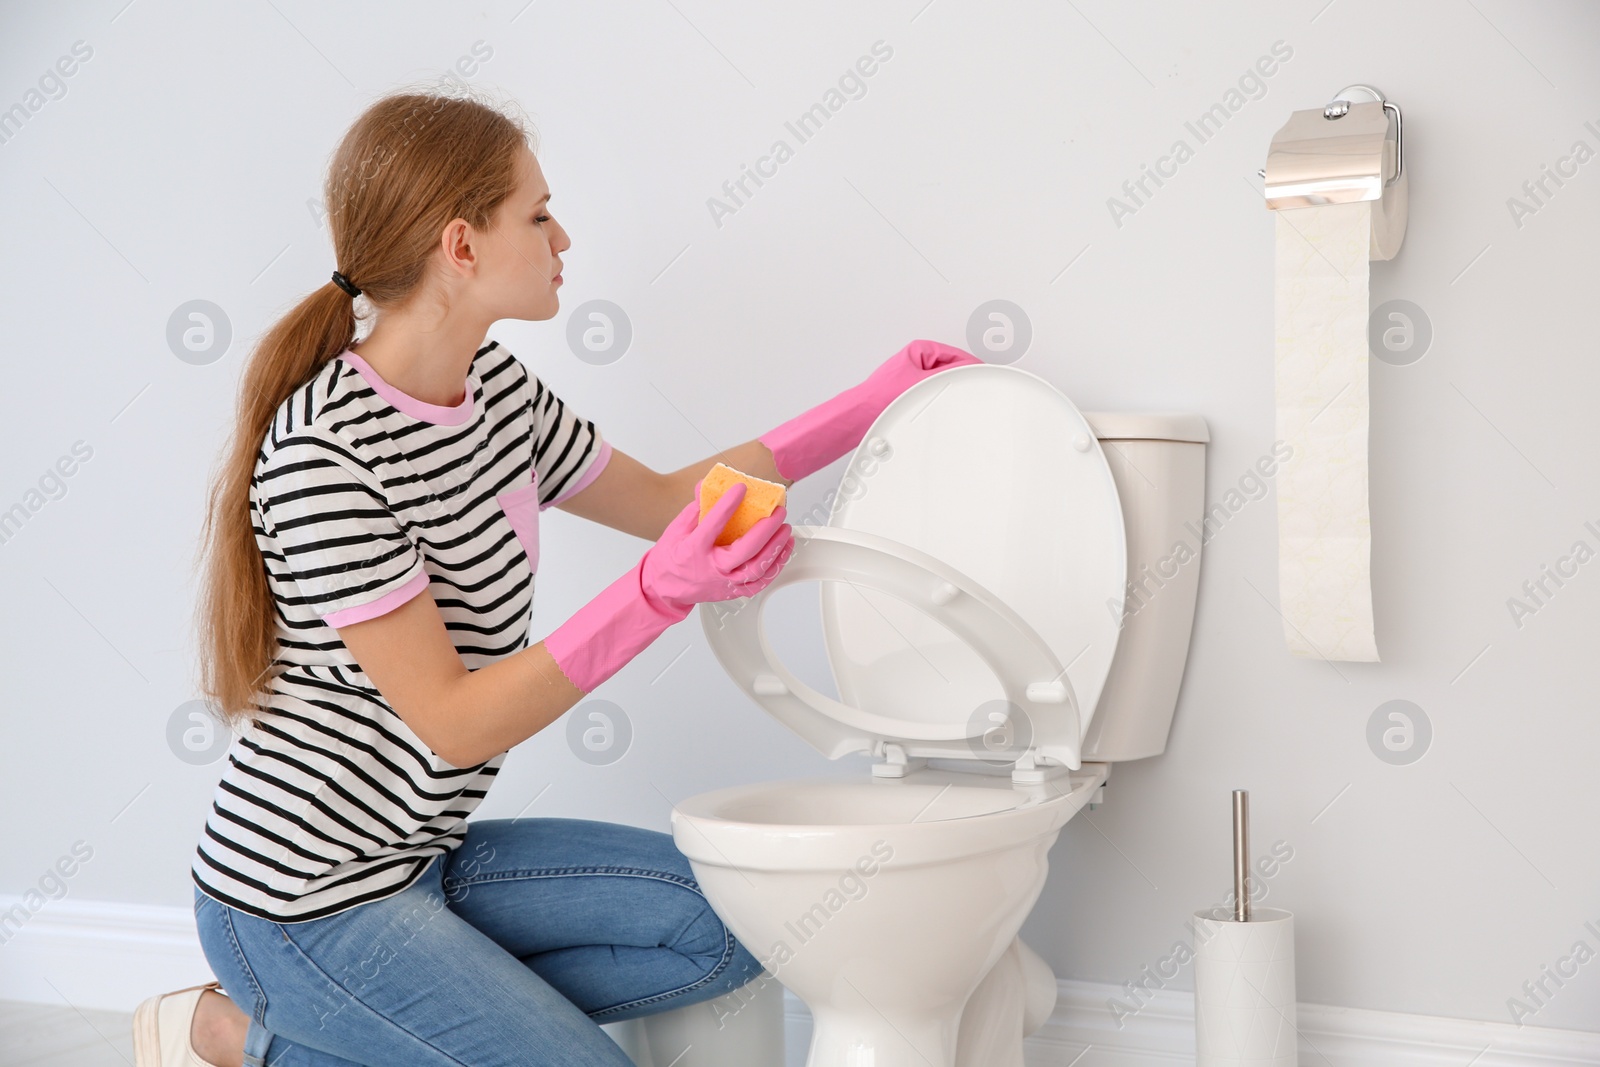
[719, 934, 770, 991]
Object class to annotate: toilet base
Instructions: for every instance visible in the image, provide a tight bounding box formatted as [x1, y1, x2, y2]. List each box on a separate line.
[601, 970, 787, 1066]
[601, 937, 1056, 1067]
[807, 1004, 959, 1067]
[953, 937, 1059, 1066]
[796, 936, 1058, 1067]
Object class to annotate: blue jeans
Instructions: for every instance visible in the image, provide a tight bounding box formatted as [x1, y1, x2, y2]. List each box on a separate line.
[193, 818, 768, 1066]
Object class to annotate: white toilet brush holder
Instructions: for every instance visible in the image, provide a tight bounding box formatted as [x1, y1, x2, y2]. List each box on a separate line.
[1192, 790, 1297, 1067]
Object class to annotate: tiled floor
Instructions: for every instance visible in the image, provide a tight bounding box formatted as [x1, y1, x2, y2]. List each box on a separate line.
[0, 1001, 135, 1066]
[0, 998, 821, 1066]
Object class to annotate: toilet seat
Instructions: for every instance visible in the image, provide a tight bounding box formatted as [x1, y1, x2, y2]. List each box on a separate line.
[701, 524, 1083, 766]
[702, 362, 1126, 777]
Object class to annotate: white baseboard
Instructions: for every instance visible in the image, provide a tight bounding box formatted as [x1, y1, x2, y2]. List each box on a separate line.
[0, 895, 210, 1012]
[4, 897, 1596, 1067]
[1025, 979, 1600, 1067]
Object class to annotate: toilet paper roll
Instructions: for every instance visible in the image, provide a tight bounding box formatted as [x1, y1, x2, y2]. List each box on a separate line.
[1193, 906, 1297, 1066]
[1274, 200, 1380, 661]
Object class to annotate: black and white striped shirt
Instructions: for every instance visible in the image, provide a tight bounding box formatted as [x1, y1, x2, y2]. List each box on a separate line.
[192, 339, 610, 921]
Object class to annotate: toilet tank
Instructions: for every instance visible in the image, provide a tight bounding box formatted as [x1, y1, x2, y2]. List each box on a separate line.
[1078, 412, 1209, 762]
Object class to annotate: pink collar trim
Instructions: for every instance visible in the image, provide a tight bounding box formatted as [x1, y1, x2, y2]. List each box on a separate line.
[340, 349, 475, 426]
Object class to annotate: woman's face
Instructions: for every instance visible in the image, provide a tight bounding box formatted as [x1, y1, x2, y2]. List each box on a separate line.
[474, 146, 569, 322]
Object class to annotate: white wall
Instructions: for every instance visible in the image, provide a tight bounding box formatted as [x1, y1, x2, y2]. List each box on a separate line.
[2, 0, 1597, 1036]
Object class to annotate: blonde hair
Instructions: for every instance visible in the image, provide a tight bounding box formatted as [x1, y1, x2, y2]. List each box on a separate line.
[195, 88, 532, 725]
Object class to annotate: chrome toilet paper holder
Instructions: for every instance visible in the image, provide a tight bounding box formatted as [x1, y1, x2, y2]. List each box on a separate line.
[1259, 84, 1408, 260]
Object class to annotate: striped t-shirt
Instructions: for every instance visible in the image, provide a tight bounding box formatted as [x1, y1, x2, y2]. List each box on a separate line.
[192, 339, 611, 922]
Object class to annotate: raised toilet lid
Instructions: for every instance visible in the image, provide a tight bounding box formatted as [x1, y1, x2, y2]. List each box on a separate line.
[700, 362, 1126, 770]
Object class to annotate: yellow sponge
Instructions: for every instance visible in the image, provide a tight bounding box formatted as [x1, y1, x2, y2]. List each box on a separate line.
[698, 462, 787, 547]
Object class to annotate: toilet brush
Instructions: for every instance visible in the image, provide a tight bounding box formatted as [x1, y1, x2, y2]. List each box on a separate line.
[1192, 789, 1297, 1066]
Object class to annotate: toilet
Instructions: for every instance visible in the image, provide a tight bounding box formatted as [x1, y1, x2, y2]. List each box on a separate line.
[669, 363, 1208, 1067]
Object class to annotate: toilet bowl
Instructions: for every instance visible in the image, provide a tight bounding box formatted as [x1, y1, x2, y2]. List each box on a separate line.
[670, 364, 1208, 1067]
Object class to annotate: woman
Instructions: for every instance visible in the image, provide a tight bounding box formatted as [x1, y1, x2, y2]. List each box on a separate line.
[136, 89, 978, 1067]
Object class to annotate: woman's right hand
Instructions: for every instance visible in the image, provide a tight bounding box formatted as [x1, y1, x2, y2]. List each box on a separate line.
[641, 481, 794, 617]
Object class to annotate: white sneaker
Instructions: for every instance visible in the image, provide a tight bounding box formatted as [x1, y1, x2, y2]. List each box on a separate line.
[132, 981, 226, 1067]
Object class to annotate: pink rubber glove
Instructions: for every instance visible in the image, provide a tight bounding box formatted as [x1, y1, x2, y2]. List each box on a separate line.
[758, 339, 983, 481]
[544, 482, 794, 693]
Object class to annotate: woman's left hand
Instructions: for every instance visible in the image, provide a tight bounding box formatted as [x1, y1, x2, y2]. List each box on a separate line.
[757, 338, 983, 483]
[857, 339, 983, 399]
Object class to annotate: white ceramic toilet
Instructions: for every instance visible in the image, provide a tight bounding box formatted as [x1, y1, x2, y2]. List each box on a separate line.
[669, 363, 1208, 1067]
